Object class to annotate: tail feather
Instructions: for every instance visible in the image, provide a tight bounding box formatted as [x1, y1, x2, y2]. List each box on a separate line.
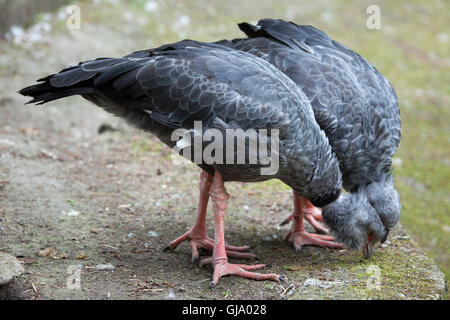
[18, 57, 134, 105]
[48, 67, 97, 87]
[24, 86, 96, 105]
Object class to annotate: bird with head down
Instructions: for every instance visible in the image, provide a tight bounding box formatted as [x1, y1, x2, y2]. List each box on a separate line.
[19, 40, 344, 286]
[218, 18, 402, 258]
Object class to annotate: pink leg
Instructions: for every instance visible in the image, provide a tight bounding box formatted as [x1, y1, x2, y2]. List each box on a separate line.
[284, 191, 343, 252]
[280, 194, 328, 233]
[302, 199, 329, 233]
[203, 170, 283, 287]
[164, 171, 255, 264]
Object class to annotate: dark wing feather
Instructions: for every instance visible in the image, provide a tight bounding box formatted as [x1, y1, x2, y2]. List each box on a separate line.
[226, 18, 401, 189]
[20, 41, 297, 134]
[19, 39, 343, 200]
[131, 45, 295, 131]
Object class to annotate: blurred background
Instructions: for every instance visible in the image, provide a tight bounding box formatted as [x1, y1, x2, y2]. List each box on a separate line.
[0, 0, 448, 289]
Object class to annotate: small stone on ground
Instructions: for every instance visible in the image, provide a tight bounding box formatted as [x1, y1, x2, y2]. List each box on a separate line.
[0, 252, 24, 286]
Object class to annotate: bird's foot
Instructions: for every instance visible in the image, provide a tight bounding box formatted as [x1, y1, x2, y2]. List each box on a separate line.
[279, 213, 294, 226]
[284, 230, 343, 252]
[164, 230, 255, 264]
[280, 195, 329, 234]
[205, 259, 283, 288]
[304, 208, 329, 234]
[280, 209, 328, 234]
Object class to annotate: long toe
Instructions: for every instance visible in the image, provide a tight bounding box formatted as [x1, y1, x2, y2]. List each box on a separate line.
[310, 208, 323, 222]
[304, 212, 329, 234]
[191, 240, 256, 264]
[309, 233, 336, 241]
[165, 234, 256, 264]
[201, 237, 251, 252]
[292, 231, 343, 251]
[210, 262, 282, 287]
[164, 230, 191, 251]
[280, 213, 294, 226]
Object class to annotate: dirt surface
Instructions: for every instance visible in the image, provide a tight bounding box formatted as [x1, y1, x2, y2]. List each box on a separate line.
[0, 2, 447, 300]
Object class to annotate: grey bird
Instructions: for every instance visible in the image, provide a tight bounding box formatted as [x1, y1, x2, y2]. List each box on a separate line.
[19, 40, 342, 286]
[218, 19, 402, 258]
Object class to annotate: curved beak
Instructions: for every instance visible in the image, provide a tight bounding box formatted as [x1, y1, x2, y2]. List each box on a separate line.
[379, 216, 390, 243]
[381, 228, 390, 243]
[362, 234, 375, 259]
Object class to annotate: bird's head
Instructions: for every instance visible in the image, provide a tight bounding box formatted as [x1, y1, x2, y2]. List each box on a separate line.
[322, 190, 387, 259]
[364, 175, 401, 242]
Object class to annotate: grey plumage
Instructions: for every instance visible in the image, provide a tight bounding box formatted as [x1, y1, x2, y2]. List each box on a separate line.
[320, 191, 385, 253]
[19, 40, 342, 208]
[219, 19, 402, 251]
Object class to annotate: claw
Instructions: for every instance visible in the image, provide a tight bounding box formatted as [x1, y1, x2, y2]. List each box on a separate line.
[192, 255, 200, 265]
[280, 213, 294, 226]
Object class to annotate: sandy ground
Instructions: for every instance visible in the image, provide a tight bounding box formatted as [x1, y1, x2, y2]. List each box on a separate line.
[0, 3, 446, 300]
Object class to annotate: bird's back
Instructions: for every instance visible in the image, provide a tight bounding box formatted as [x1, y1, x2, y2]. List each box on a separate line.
[19, 40, 341, 204]
[221, 18, 401, 190]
